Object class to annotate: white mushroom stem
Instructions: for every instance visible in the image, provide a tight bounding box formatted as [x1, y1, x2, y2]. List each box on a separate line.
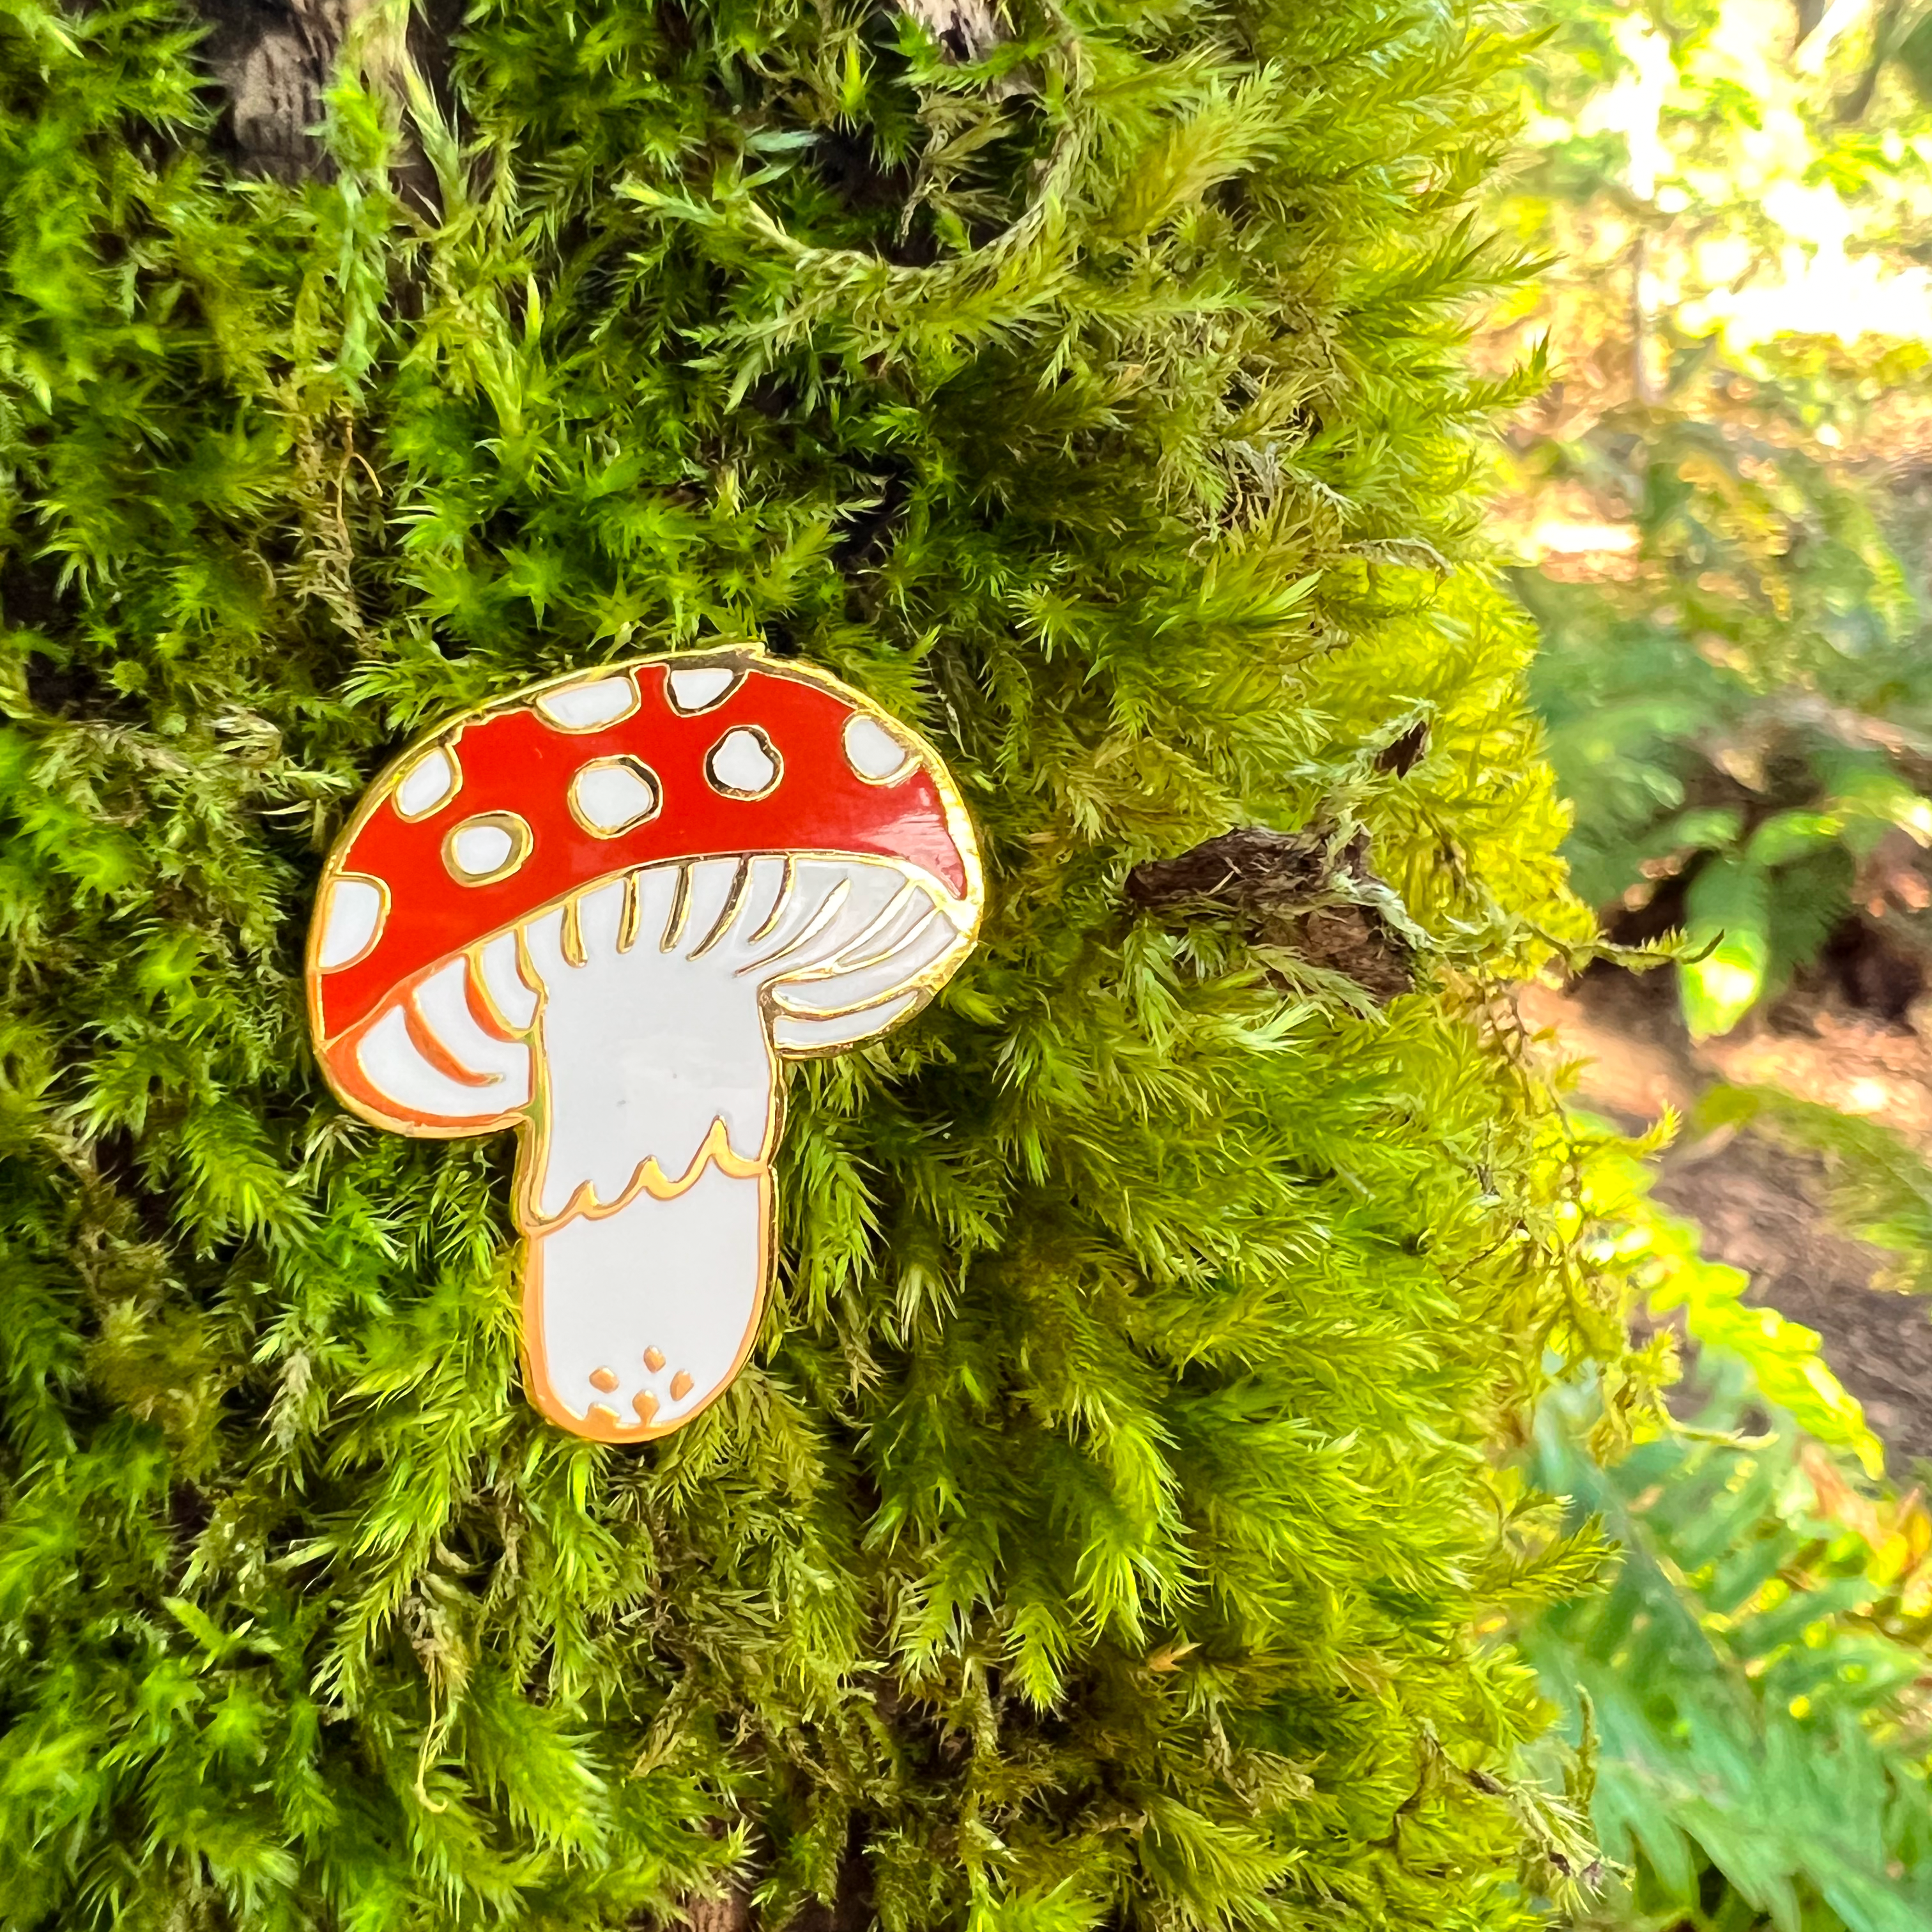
[348, 852, 973, 1439]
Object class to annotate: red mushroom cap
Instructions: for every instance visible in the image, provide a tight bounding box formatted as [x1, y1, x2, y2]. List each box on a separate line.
[307, 649, 981, 1054]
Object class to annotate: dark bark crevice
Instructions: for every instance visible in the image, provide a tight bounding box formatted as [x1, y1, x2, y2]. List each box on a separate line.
[187, 0, 457, 212]
[1128, 825, 1416, 1003]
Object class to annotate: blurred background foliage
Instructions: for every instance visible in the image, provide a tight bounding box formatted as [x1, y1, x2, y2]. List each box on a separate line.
[1493, 0, 1932, 1039]
[1494, 0, 1932, 1922]
[1528, 1124, 1932, 1930]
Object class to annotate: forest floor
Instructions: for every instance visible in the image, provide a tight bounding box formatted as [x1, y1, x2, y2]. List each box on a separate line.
[1522, 965, 1932, 1469]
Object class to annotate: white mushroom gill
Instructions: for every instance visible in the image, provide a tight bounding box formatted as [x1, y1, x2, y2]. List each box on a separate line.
[350, 938, 534, 1123]
[344, 851, 973, 1436]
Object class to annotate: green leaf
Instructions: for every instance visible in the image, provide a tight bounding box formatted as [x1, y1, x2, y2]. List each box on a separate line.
[1746, 808, 1843, 868]
[1680, 857, 1771, 1039]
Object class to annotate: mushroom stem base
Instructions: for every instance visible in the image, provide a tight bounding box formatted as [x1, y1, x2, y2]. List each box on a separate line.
[519, 1163, 771, 1441]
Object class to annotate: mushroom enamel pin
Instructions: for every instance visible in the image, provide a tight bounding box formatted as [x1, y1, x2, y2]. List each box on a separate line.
[306, 648, 984, 1442]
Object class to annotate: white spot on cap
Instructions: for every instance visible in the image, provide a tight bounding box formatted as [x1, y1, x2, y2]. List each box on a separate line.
[395, 746, 458, 820]
[666, 665, 744, 714]
[318, 875, 386, 970]
[843, 714, 915, 783]
[705, 727, 781, 798]
[446, 812, 532, 884]
[537, 674, 638, 731]
[571, 756, 661, 836]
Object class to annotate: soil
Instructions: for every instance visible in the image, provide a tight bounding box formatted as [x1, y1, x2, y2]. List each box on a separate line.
[1522, 962, 1932, 1471]
[1652, 1135, 1932, 1467]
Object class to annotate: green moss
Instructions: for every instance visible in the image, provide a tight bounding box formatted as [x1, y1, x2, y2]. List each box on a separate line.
[0, 0, 1607, 1924]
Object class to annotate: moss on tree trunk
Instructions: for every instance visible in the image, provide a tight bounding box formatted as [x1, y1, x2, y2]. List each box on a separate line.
[0, 0, 1611, 1926]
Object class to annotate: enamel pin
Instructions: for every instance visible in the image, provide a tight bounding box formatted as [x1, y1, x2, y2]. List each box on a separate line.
[305, 648, 984, 1442]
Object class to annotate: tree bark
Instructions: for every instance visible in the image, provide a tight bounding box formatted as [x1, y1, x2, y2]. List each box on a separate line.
[188, 0, 456, 205]
[1127, 827, 1416, 1002]
[896, 0, 1008, 64]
